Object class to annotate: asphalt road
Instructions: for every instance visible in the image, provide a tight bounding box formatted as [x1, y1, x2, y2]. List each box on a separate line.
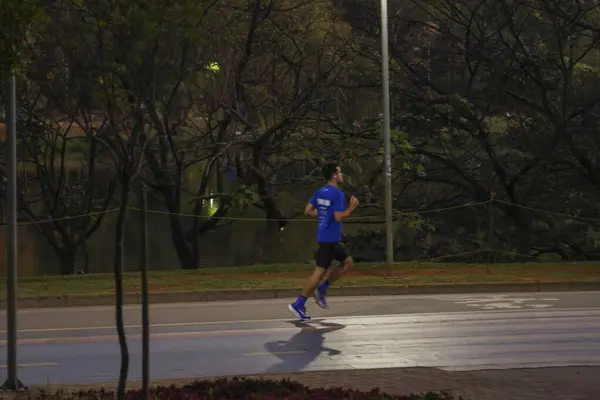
[0, 291, 599, 385]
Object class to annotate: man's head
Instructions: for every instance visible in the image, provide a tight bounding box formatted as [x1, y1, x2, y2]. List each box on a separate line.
[322, 163, 343, 185]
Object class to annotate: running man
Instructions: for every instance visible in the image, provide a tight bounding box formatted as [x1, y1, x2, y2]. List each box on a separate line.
[288, 163, 359, 320]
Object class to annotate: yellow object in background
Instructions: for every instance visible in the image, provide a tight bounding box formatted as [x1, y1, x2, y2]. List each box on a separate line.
[206, 62, 220, 72]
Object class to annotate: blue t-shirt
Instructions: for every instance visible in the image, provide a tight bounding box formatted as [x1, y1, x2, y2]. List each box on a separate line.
[309, 185, 346, 243]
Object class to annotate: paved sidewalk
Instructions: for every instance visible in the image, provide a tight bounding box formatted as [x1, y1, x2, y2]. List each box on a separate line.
[243, 366, 600, 400]
[32, 366, 600, 400]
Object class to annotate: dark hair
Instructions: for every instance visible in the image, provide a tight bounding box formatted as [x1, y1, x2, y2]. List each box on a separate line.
[322, 163, 339, 180]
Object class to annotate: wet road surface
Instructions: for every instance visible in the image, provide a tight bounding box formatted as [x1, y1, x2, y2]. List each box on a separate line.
[0, 291, 599, 385]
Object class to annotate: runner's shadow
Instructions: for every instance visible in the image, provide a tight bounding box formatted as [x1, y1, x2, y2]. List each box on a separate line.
[263, 321, 345, 374]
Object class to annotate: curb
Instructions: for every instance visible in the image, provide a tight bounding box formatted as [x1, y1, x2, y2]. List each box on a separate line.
[1, 281, 599, 309]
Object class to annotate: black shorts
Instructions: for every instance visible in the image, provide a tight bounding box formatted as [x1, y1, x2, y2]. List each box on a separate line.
[315, 242, 350, 269]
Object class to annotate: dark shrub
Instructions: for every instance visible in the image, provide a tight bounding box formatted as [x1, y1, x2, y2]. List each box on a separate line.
[9, 377, 458, 400]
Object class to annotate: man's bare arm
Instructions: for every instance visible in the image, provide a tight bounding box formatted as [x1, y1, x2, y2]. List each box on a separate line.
[334, 196, 359, 222]
[304, 203, 318, 217]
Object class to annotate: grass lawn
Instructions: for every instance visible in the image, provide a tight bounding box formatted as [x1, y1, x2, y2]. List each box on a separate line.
[1, 262, 598, 299]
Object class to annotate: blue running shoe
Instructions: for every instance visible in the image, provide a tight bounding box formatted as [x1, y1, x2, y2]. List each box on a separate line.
[288, 302, 311, 320]
[313, 287, 329, 309]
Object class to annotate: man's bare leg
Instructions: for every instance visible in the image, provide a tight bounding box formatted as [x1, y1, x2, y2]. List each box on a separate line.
[314, 257, 354, 308]
[302, 266, 328, 298]
[289, 266, 327, 320]
[323, 257, 354, 285]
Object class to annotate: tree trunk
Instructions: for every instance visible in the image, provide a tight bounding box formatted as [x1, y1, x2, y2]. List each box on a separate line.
[57, 245, 77, 275]
[250, 162, 286, 264]
[258, 220, 282, 264]
[139, 184, 150, 400]
[82, 241, 90, 274]
[114, 180, 130, 400]
[167, 214, 197, 269]
[514, 215, 532, 261]
[506, 205, 532, 261]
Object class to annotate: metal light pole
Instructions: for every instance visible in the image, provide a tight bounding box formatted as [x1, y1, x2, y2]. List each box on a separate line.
[380, 0, 394, 268]
[2, 72, 24, 391]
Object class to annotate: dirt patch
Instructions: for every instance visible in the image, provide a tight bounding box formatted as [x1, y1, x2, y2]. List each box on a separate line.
[98, 266, 598, 294]
[148, 285, 168, 291]
[545, 265, 599, 271]
[212, 265, 599, 280]
[189, 270, 394, 279]
[194, 268, 504, 280]
[517, 276, 543, 282]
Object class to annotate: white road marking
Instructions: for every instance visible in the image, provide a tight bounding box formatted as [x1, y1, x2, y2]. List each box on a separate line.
[431, 294, 560, 310]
